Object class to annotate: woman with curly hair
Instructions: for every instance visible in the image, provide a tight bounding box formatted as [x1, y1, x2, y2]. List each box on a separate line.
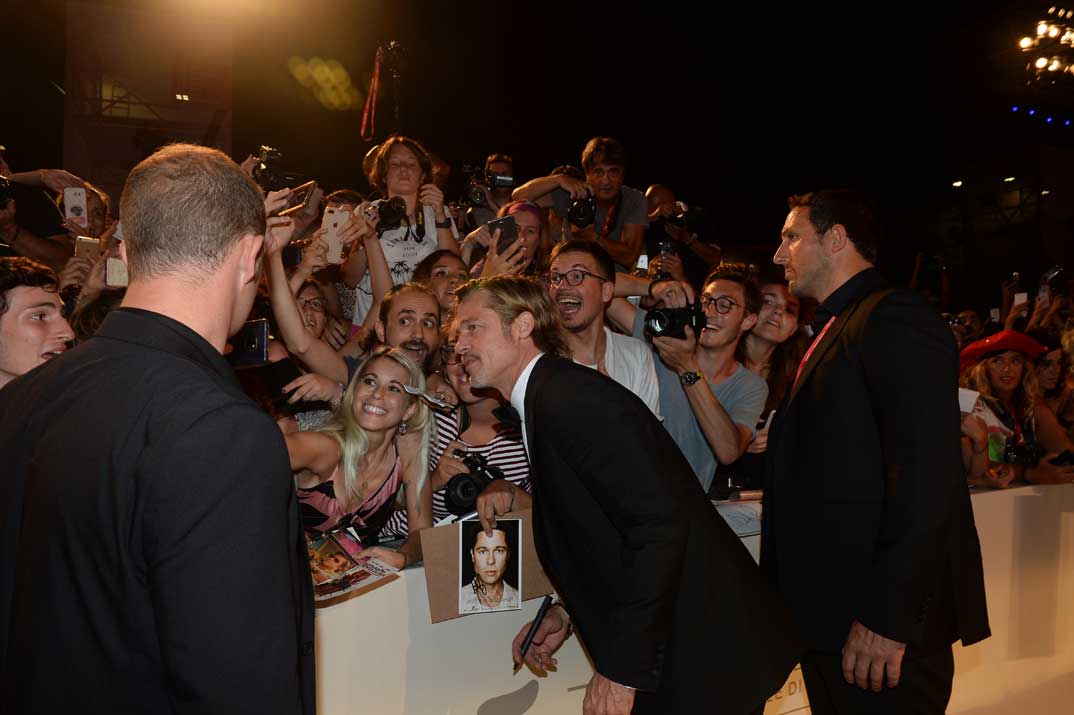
[959, 330, 1074, 487]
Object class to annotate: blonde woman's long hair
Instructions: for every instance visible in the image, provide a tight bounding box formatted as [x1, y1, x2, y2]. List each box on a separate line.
[317, 347, 434, 508]
[960, 354, 1042, 425]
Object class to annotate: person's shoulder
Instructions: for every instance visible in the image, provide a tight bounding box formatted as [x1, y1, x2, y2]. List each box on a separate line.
[606, 327, 649, 355]
[622, 185, 647, 203]
[728, 362, 766, 390]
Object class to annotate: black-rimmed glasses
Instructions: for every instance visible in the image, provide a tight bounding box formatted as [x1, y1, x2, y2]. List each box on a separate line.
[543, 269, 608, 288]
[700, 295, 740, 315]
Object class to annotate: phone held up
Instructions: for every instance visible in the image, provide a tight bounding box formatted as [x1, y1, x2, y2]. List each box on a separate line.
[227, 318, 270, 368]
[486, 214, 519, 255]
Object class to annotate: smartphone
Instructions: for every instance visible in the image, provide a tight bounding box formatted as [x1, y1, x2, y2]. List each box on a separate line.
[1038, 284, 1051, 310]
[105, 257, 128, 288]
[64, 187, 88, 227]
[322, 207, 350, 264]
[1050, 450, 1074, 466]
[989, 308, 1001, 323]
[281, 244, 304, 268]
[275, 180, 318, 217]
[487, 215, 519, 255]
[227, 318, 270, 368]
[657, 240, 677, 256]
[1014, 292, 1029, 307]
[74, 235, 100, 260]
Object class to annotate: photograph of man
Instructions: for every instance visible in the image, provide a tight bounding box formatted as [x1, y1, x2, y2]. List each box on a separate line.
[459, 518, 521, 614]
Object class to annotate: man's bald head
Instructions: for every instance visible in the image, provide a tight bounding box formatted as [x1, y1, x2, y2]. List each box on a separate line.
[645, 184, 676, 213]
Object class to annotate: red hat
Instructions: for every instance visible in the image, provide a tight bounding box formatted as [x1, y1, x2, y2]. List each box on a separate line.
[959, 329, 1046, 374]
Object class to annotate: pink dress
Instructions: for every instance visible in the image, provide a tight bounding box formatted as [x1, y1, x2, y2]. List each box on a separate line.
[297, 442, 403, 541]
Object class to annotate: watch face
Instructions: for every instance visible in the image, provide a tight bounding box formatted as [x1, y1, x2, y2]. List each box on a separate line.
[680, 370, 702, 386]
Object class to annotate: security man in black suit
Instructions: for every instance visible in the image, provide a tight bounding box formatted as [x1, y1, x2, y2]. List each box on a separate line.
[0, 144, 314, 713]
[764, 190, 990, 713]
[454, 275, 801, 715]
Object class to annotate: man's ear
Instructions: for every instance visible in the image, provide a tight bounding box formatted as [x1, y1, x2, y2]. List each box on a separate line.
[512, 311, 535, 341]
[601, 278, 615, 304]
[374, 320, 386, 344]
[237, 233, 264, 286]
[827, 223, 849, 255]
[741, 312, 758, 332]
[118, 239, 128, 265]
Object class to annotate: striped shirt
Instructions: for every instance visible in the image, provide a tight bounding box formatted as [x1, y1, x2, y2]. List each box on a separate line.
[380, 407, 531, 538]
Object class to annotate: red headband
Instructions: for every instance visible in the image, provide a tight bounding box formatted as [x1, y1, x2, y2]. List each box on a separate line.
[506, 200, 545, 225]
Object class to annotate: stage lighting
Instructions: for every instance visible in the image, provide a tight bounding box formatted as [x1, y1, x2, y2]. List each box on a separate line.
[952, 180, 963, 188]
[1004, 177, 1016, 182]
[1037, 56, 1050, 68]
[1021, 36, 1034, 49]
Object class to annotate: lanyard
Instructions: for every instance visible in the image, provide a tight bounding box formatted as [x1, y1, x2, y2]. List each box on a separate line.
[793, 316, 836, 390]
[597, 195, 619, 241]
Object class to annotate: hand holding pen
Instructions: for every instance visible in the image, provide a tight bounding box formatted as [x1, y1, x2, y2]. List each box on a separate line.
[512, 596, 573, 674]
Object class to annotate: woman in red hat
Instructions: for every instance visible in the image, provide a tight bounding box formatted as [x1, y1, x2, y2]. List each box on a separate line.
[959, 330, 1074, 487]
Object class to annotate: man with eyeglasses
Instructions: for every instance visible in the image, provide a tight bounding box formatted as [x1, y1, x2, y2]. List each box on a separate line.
[611, 266, 768, 491]
[546, 240, 661, 416]
[512, 137, 648, 270]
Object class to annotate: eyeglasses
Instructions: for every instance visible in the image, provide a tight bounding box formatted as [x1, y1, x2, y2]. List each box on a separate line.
[440, 343, 460, 365]
[297, 297, 326, 313]
[700, 295, 740, 315]
[543, 269, 608, 288]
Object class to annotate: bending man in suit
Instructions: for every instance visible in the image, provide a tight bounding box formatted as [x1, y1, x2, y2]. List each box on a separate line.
[764, 190, 989, 714]
[454, 275, 800, 715]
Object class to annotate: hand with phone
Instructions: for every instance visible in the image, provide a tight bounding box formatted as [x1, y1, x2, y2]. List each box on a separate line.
[479, 226, 529, 278]
[58, 255, 94, 293]
[295, 231, 329, 279]
[263, 188, 292, 217]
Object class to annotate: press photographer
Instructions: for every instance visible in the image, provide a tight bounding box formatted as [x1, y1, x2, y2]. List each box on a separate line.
[460, 153, 516, 231]
[644, 183, 722, 289]
[512, 137, 648, 270]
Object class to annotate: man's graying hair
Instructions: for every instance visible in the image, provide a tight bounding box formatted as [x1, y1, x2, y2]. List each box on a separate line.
[120, 143, 266, 281]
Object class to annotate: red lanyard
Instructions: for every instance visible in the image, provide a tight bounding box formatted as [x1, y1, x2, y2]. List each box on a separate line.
[793, 316, 836, 390]
[597, 196, 618, 241]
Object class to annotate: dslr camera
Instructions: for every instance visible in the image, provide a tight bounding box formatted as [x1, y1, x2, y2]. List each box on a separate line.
[372, 196, 408, 233]
[444, 449, 506, 516]
[567, 193, 596, 228]
[462, 162, 515, 207]
[252, 145, 305, 191]
[644, 303, 706, 340]
[665, 202, 707, 234]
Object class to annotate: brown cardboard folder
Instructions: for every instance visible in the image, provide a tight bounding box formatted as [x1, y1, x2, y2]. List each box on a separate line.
[420, 509, 554, 623]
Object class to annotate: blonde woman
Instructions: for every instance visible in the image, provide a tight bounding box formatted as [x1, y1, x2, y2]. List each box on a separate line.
[959, 330, 1074, 487]
[285, 347, 434, 568]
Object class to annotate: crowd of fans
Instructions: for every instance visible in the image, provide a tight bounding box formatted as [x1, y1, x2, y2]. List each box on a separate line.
[2, 133, 1073, 569]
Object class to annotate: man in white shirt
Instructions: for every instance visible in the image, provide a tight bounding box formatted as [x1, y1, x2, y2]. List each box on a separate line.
[547, 240, 660, 417]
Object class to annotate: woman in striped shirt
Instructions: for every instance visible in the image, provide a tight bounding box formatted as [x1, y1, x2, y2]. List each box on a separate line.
[382, 331, 531, 537]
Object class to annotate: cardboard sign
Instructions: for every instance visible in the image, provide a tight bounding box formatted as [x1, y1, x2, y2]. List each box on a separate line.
[421, 509, 554, 624]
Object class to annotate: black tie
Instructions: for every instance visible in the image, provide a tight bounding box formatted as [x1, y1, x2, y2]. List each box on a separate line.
[492, 403, 522, 429]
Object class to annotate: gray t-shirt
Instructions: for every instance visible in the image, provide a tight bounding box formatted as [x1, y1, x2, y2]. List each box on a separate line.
[552, 184, 648, 245]
[633, 309, 768, 491]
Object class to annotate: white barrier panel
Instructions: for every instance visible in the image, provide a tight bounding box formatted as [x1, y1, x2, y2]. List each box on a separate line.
[315, 484, 1074, 714]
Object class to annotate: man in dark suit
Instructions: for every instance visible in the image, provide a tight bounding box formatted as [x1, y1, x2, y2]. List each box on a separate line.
[0, 144, 314, 713]
[455, 275, 800, 715]
[764, 190, 990, 713]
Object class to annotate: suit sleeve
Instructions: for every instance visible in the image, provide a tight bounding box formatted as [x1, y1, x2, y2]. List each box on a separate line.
[142, 403, 304, 713]
[856, 292, 965, 645]
[537, 373, 688, 690]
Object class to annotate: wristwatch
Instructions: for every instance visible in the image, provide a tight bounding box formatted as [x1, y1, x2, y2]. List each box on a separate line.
[679, 369, 704, 387]
[434, 217, 452, 229]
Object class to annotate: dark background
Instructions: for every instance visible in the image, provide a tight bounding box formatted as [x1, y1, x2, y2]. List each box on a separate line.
[4, 0, 1072, 310]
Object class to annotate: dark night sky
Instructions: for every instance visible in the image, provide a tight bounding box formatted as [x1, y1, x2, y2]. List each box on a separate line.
[5, 1, 1070, 281]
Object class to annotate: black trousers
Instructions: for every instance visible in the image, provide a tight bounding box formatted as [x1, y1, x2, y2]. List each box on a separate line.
[800, 647, 954, 715]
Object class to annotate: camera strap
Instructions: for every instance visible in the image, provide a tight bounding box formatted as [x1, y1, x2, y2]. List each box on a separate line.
[596, 190, 622, 242]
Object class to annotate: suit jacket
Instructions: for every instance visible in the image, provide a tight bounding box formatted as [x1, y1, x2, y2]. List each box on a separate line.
[762, 270, 990, 654]
[0, 308, 315, 714]
[524, 356, 801, 715]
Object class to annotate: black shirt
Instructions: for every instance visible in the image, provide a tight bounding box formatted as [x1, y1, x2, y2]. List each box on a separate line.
[0, 308, 314, 714]
[813, 266, 888, 337]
